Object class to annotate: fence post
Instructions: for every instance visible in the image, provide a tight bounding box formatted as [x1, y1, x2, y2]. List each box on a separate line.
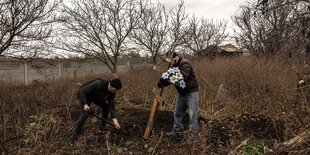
[24, 61, 28, 86]
[215, 84, 226, 104]
[58, 60, 61, 78]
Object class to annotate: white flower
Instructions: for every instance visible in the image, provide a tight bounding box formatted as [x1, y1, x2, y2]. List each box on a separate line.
[167, 68, 172, 73]
[175, 72, 183, 79]
[161, 72, 169, 79]
[179, 81, 186, 88]
[173, 67, 180, 73]
[169, 75, 178, 84]
[161, 66, 186, 89]
[167, 68, 176, 74]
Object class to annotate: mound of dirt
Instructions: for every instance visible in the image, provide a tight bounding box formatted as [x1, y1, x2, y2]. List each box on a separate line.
[70, 105, 288, 154]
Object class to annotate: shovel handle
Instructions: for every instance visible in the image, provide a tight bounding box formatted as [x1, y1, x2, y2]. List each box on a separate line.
[88, 111, 127, 133]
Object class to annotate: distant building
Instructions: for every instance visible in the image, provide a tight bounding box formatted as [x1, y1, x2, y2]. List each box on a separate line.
[203, 44, 243, 57]
[217, 44, 243, 56]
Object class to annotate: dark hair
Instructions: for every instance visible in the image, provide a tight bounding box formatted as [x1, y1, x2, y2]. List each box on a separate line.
[172, 52, 178, 58]
[110, 78, 122, 90]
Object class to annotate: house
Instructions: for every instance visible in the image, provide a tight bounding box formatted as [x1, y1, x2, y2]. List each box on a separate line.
[202, 44, 243, 57]
[216, 44, 243, 56]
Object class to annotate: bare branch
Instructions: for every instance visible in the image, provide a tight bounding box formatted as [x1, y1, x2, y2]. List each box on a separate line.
[131, 0, 169, 66]
[0, 0, 60, 57]
[167, 0, 188, 53]
[58, 0, 141, 73]
[233, 0, 310, 57]
[184, 16, 228, 57]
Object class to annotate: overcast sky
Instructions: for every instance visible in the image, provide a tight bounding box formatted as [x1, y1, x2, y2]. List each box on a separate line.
[155, 0, 246, 20]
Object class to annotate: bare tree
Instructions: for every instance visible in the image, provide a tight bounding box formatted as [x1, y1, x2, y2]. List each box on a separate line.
[166, 0, 188, 53]
[127, 0, 188, 69]
[233, 0, 310, 57]
[0, 0, 60, 57]
[184, 16, 227, 57]
[58, 0, 141, 73]
[131, 1, 169, 68]
[233, 5, 257, 54]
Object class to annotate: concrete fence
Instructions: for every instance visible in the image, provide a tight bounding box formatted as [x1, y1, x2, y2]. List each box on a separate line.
[0, 59, 145, 85]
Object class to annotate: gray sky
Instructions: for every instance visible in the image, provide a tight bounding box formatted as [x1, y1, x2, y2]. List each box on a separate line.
[156, 0, 246, 20]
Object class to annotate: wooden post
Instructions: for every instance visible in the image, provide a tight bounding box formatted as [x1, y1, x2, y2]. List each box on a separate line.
[143, 87, 163, 139]
[143, 98, 159, 139]
[144, 52, 172, 139]
[24, 61, 28, 86]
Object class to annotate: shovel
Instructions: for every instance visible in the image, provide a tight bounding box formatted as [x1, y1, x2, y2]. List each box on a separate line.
[88, 111, 128, 134]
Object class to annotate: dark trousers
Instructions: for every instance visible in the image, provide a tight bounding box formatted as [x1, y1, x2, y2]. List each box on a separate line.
[72, 101, 109, 140]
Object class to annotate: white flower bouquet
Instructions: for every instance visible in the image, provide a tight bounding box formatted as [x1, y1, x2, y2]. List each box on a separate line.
[161, 67, 186, 89]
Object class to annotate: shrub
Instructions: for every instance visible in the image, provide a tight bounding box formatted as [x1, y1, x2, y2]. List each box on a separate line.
[23, 115, 60, 146]
[231, 139, 272, 155]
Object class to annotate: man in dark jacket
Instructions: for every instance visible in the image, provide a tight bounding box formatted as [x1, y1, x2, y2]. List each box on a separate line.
[158, 52, 199, 141]
[72, 78, 122, 143]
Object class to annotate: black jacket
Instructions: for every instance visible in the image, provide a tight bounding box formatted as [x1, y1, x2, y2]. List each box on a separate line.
[77, 78, 117, 118]
[158, 58, 199, 95]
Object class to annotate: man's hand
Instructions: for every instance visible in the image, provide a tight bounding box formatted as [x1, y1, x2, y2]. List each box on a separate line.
[83, 104, 90, 111]
[112, 118, 120, 129]
[165, 57, 172, 63]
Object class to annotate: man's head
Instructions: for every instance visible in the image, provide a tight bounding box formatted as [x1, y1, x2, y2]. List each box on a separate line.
[172, 52, 179, 58]
[171, 52, 180, 64]
[108, 78, 122, 93]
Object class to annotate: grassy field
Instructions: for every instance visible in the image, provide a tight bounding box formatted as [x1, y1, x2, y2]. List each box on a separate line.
[1, 56, 309, 154]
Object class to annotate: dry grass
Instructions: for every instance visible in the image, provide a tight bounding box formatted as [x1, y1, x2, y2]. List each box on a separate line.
[0, 55, 309, 154]
[193, 56, 302, 118]
[127, 56, 306, 120]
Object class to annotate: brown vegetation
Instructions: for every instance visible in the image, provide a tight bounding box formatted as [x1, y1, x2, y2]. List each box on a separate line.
[0, 56, 309, 154]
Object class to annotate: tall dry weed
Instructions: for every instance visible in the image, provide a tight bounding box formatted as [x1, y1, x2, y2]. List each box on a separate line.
[193, 56, 301, 118]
